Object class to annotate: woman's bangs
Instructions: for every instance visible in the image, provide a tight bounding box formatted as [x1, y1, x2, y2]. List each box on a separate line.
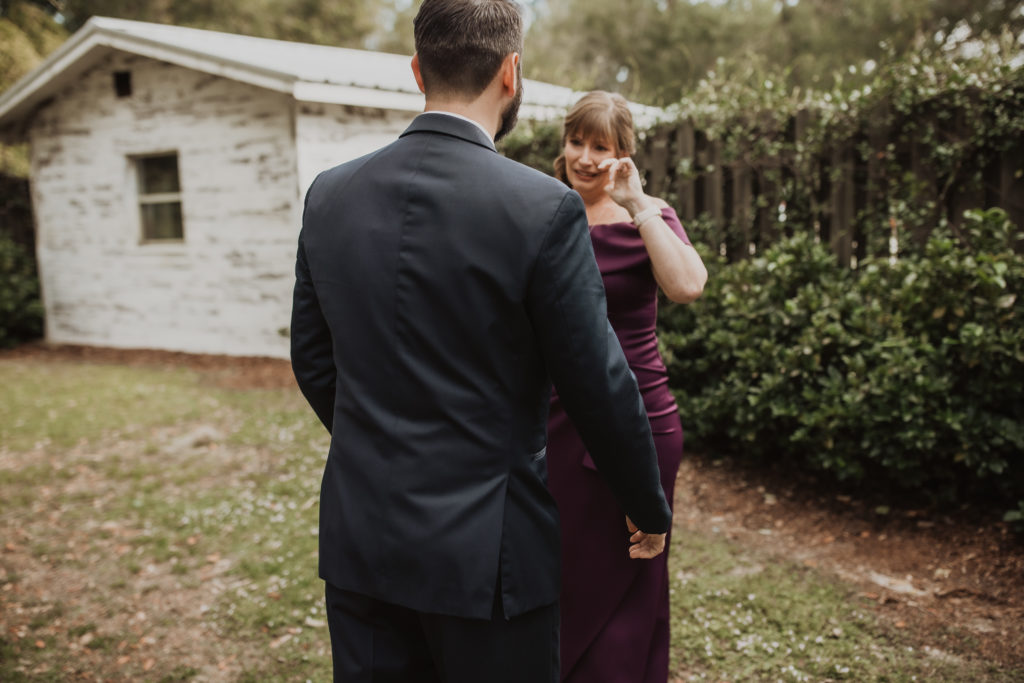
[568, 107, 616, 148]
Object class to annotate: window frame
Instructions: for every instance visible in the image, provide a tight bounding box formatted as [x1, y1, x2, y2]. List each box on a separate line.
[134, 152, 185, 244]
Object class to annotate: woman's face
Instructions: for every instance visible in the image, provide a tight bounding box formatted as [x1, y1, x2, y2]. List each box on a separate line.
[563, 131, 617, 194]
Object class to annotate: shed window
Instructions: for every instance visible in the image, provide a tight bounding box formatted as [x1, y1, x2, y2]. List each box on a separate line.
[136, 154, 184, 242]
[114, 71, 132, 97]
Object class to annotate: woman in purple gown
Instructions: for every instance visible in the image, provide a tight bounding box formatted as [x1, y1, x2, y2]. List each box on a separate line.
[547, 91, 708, 682]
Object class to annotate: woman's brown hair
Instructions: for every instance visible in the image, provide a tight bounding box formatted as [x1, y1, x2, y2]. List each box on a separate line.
[554, 91, 636, 186]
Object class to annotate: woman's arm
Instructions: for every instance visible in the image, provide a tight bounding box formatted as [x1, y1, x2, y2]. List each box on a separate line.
[600, 158, 708, 303]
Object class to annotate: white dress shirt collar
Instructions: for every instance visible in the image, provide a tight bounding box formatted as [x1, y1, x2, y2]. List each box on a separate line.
[420, 110, 495, 148]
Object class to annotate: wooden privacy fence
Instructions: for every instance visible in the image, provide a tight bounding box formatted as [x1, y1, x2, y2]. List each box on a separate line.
[633, 110, 1024, 265]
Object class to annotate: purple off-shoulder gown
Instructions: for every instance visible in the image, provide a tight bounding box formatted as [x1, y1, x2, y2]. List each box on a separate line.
[548, 207, 690, 683]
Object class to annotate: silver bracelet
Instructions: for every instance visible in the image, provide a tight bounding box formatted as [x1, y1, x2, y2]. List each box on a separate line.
[632, 205, 661, 229]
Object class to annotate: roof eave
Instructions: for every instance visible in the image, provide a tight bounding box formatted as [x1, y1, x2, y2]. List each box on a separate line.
[0, 17, 298, 132]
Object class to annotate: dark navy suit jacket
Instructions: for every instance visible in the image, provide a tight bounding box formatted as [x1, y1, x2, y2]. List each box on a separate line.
[290, 113, 671, 620]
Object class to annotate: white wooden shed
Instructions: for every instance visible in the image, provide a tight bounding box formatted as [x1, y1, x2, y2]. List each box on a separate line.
[0, 17, 581, 358]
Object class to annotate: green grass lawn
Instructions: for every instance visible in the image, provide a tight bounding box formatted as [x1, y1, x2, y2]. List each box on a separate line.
[0, 357, 1019, 681]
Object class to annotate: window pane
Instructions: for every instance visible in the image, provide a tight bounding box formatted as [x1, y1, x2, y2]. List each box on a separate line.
[139, 155, 180, 194]
[141, 202, 183, 241]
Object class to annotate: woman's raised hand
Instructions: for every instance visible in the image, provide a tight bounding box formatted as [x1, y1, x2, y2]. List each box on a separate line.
[599, 157, 647, 215]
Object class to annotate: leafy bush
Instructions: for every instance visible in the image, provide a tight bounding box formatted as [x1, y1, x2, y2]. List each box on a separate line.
[660, 208, 1024, 505]
[0, 233, 44, 348]
[498, 118, 562, 176]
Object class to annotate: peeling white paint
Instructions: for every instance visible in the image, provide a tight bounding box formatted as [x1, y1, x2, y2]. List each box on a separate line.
[29, 52, 415, 358]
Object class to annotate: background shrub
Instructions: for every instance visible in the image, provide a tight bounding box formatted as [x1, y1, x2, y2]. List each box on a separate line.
[498, 119, 562, 176]
[0, 232, 43, 348]
[660, 208, 1024, 506]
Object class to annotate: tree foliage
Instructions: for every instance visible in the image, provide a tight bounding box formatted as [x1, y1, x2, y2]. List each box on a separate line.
[0, 0, 64, 92]
[55, 0, 381, 48]
[0, 1, 65, 177]
[523, 0, 1024, 105]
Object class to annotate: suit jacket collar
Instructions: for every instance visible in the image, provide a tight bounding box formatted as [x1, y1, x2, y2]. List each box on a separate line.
[401, 112, 497, 152]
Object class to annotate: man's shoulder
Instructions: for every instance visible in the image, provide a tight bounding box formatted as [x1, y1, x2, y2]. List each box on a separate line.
[316, 144, 392, 185]
[490, 154, 575, 202]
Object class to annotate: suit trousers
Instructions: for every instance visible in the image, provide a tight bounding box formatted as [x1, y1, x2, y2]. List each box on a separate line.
[324, 581, 559, 683]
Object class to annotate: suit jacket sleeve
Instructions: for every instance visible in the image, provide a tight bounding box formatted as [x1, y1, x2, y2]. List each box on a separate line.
[290, 216, 336, 434]
[526, 191, 672, 534]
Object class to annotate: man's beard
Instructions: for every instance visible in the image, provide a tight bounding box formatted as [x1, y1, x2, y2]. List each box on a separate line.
[494, 66, 523, 143]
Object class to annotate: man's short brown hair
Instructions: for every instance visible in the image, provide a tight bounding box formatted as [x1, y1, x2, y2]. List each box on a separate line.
[414, 0, 523, 99]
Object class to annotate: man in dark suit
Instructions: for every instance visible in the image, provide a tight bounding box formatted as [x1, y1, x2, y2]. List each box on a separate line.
[289, 1, 672, 680]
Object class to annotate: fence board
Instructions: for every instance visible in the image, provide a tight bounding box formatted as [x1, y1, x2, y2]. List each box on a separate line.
[624, 98, 1021, 266]
[731, 163, 752, 260]
[999, 142, 1024, 236]
[705, 139, 724, 251]
[675, 120, 696, 221]
[644, 129, 670, 198]
[829, 147, 855, 266]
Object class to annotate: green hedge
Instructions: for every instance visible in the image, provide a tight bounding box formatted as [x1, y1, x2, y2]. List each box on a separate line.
[0, 232, 43, 348]
[498, 119, 562, 176]
[659, 208, 1023, 506]
[500, 112, 1024, 514]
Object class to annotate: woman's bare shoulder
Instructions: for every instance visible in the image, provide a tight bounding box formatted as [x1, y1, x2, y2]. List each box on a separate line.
[648, 195, 671, 209]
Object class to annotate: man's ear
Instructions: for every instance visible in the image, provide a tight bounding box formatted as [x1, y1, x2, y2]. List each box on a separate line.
[411, 53, 426, 94]
[500, 52, 520, 97]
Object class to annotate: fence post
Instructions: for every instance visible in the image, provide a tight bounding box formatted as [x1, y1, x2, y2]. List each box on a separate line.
[792, 109, 820, 241]
[865, 113, 890, 259]
[829, 146, 855, 267]
[945, 109, 985, 238]
[675, 119, 696, 221]
[731, 163, 752, 259]
[755, 164, 781, 252]
[705, 139, 724, 253]
[644, 127, 670, 199]
[998, 140, 1024, 236]
[909, 125, 938, 247]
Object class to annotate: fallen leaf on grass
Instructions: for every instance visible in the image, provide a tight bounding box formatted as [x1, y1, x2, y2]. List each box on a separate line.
[35, 639, 45, 648]
[143, 658, 155, 671]
[116, 656, 130, 666]
[270, 633, 292, 649]
[869, 571, 928, 597]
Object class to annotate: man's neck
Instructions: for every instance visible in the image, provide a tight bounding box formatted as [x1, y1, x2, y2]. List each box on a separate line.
[423, 100, 498, 141]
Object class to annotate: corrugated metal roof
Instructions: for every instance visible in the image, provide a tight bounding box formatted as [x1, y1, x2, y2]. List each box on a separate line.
[0, 16, 596, 130]
[91, 17, 422, 94]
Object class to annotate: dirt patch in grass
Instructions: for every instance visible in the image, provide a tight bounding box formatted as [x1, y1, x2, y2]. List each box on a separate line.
[3, 343, 1022, 679]
[673, 456, 1024, 671]
[0, 432, 275, 681]
[1, 342, 297, 391]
